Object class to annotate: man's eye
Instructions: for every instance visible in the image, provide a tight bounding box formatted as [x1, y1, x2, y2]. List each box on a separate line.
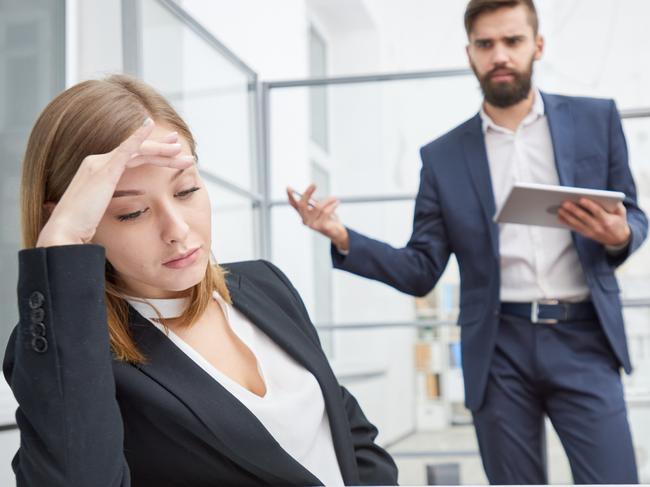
[476, 40, 492, 49]
[175, 187, 200, 199]
[117, 208, 149, 222]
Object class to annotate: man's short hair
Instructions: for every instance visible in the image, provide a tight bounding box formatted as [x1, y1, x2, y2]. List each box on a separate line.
[464, 0, 539, 37]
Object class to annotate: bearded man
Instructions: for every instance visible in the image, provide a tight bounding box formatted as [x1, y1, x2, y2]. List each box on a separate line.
[288, 0, 646, 483]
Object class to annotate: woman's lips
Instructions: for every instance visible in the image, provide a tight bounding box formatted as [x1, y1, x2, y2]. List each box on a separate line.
[163, 247, 201, 269]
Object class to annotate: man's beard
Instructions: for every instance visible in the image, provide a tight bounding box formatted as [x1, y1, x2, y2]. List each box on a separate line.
[472, 58, 534, 108]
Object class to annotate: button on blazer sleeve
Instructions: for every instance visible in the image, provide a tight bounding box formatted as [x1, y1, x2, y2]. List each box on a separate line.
[3, 245, 130, 487]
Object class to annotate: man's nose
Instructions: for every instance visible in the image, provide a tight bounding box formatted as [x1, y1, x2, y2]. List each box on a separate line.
[491, 43, 510, 65]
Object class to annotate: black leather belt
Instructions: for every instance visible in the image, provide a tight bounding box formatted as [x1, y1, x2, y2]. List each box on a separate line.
[500, 300, 597, 324]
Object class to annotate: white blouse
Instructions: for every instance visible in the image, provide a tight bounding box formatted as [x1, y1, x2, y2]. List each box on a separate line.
[127, 293, 344, 486]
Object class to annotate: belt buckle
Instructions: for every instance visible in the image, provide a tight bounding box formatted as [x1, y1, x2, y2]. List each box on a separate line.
[531, 300, 559, 324]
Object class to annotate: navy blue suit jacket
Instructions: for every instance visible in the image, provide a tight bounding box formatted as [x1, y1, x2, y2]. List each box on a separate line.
[332, 92, 648, 411]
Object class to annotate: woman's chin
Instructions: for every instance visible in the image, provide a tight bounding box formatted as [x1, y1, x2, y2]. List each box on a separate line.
[160, 262, 208, 293]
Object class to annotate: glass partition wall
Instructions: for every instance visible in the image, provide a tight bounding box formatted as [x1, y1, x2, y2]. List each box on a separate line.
[0, 0, 66, 435]
[129, 2, 650, 481]
[128, 0, 262, 264]
[0, 2, 66, 483]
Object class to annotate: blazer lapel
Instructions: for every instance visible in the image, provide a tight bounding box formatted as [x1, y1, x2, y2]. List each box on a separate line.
[461, 113, 499, 256]
[229, 273, 360, 485]
[128, 277, 322, 486]
[542, 92, 576, 187]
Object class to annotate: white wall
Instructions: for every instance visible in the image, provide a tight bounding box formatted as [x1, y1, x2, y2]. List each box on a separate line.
[180, 0, 310, 80]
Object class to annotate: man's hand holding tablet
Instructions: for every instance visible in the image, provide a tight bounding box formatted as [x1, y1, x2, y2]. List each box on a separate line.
[558, 197, 630, 247]
[494, 182, 631, 247]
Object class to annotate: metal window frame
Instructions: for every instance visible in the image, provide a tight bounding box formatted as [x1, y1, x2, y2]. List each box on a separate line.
[261, 72, 650, 331]
[125, 0, 650, 263]
[125, 0, 265, 256]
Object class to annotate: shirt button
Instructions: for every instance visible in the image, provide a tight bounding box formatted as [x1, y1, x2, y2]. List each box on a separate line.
[31, 336, 48, 353]
[30, 308, 45, 323]
[29, 291, 45, 309]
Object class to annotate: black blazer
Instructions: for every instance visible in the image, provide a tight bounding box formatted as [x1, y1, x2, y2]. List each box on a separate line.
[3, 245, 398, 486]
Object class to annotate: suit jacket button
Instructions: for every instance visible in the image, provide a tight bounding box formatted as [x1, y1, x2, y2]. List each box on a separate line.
[31, 336, 48, 353]
[30, 322, 46, 337]
[30, 308, 45, 323]
[29, 291, 45, 309]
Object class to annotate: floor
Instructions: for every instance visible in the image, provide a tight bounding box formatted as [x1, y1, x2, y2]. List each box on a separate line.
[386, 423, 575, 486]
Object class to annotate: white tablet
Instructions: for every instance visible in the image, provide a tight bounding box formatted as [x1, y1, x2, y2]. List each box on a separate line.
[493, 182, 625, 228]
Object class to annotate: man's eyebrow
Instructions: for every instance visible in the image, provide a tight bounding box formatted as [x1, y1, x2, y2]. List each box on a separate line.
[473, 34, 525, 43]
[112, 169, 187, 198]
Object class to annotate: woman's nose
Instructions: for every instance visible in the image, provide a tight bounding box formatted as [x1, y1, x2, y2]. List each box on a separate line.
[160, 207, 190, 245]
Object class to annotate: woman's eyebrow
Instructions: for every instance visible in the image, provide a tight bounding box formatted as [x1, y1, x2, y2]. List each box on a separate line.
[112, 170, 187, 198]
[113, 189, 143, 198]
[170, 168, 185, 181]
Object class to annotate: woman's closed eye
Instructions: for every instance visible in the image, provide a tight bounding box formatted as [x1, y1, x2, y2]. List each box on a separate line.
[175, 186, 200, 199]
[117, 207, 150, 222]
[115, 187, 200, 221]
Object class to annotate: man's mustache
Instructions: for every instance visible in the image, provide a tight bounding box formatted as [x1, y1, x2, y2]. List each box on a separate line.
[486, 66, 518, 79]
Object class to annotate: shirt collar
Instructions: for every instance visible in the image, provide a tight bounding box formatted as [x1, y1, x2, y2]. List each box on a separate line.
[480, 88, 545, 134]
[126, 291, 229, 323]
[126, 295, 190, 320]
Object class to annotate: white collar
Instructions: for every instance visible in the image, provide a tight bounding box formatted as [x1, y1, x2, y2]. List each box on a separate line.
[480, 87, 545, 134]
[126, 291, 226, 320]
[126, 295, 190, 320]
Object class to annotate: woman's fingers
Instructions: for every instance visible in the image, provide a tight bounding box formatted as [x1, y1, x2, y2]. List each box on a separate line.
[112, 121, 193, 170]
[114, 118, 156, 161]
[134, 139, 183, 158]
[155, 132, 178, 143]
[126, 154, 195, 169]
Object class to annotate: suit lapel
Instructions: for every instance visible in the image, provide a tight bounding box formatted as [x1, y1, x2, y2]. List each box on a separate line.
[461, 113, 499, 256]
[229, 273, 360, 485]
[542, 92, 576, 187]
[128, 274, 322, 487]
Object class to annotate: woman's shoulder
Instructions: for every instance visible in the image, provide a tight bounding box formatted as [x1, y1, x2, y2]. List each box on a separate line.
[221, 259, 290, 288]
[222, 260, 314, 333]
[222, 260, 300, 305]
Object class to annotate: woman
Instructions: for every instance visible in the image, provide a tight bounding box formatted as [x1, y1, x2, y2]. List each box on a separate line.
[3, 75, 398, 487]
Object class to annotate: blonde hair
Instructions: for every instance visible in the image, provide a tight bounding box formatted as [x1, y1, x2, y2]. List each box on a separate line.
[21, 74, 231, 363]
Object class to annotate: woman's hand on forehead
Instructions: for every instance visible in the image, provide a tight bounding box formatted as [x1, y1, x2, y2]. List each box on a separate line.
[36, 119, 195, 248]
